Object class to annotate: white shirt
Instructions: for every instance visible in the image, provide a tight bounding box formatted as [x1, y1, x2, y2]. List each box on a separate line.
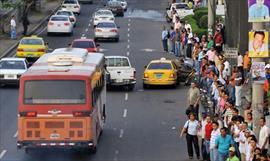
[237, 55, 243, 67]
[259, 125, 269, 149]
[174, 21, 181, 31]
[201, 119, 207, 139]
[233, 124, 240, 143]
[184, 120, 199, 135]
[10, 19, 16, 28]
[239, 131, 247, 154]
[210, 129, 220, 149]
[185, 24, 192, 32]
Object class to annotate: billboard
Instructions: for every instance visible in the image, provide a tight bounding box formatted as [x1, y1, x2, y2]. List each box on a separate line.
[248, 31, 269, 58]
[248, 0, 270, 22]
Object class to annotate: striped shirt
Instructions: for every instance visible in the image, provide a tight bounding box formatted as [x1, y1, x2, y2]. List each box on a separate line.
[210, 129, 220, 149]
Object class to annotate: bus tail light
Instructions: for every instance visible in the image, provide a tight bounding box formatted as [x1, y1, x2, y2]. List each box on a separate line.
[19, 111, 37, 117]
[73, 111, 91, 117]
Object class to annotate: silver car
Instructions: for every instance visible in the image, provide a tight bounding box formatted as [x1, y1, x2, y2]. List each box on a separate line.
[94, 21, 119, 42]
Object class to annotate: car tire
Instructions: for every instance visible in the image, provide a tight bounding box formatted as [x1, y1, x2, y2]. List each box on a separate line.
[115, 38, 119, 42]
[47, 32, 51, 36]
[128, 84, 135, 91]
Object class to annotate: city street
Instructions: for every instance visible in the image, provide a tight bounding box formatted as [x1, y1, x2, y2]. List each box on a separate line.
[0, 0, 192, 161]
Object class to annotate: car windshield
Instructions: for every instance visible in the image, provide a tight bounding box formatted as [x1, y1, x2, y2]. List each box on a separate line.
[72, 41, 95, 48]
[106, 58, 130, 67]
[57, 11, 72, 16]
[175, 4, 188, 9]
[51, 16, 69, 21]
[97, 22, 116, 28]
[20, 38, 43, 45]
[96, 11, 112, 16]
[147, 63, 172, 70]
[108, 1, 121, 6]
[0, 60, 25, 69]
[63, 0, 77, 4]
[24, 80, 86, 104]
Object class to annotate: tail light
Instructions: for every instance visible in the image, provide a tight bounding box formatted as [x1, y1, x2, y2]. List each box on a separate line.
[73, 111, 91, 117]
[38, 49, 45, 52]
[144, 73, 149, 78]
[95, 29, 102, 32]
[169, 73, 175, 78]
[48, 22, 54, 25]
[131, 71, 136, 78]
[17, 48, 24, 52]
[64, 22, 70, 26]
[74, 5, 79, 8]
[110, 29, 118, 32]
[19, 111, 37, 117]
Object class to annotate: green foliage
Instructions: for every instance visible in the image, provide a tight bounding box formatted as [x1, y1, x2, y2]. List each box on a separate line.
[199, 15, 208, 29]
[183, 14, 207, 38]
[193, 7, 208, 22]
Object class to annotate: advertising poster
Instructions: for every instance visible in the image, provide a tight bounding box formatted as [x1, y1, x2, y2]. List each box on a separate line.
[248, 0, 270, 22]
[251, 62, 265, 80]
[248, 31, 269, 58]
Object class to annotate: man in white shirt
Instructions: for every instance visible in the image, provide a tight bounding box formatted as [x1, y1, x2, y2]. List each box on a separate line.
[259, 117, 269, 155]
[10, 15, 16, 39]
[210, 121, 219, 161]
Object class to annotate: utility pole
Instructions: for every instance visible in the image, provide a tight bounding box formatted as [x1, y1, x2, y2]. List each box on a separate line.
[252, 22, 265, 138]
[208, 0, 216, 35]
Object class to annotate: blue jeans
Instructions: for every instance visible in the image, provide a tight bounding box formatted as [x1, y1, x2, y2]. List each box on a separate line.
[10, 27, 16, 39]
[210, 148, 218, 161]
[175, 41, 181, 57]
[217, 151, 228, 161]
[162, 39, 168, 51]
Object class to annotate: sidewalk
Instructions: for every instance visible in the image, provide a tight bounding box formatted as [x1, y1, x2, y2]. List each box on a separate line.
[0, 0, 62, 58]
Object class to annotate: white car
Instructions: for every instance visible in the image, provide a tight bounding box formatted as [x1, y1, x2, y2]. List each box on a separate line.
[47, 15, 74, 36]
[55, 9, 77, 27]
[93, 9, 115, 27]
[62, 0, 81, 15]
[105, 56, 136, 90]
[94, 21, 119, 42]
[0, 58, 28, 86]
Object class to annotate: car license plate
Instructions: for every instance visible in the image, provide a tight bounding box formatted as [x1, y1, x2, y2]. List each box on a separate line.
[116, 79, 123, 83]
[50, 133, 60, 139]
[57, 24, 61, 27]
[155, 74, 162, 79]
[4, 74, 16, 79]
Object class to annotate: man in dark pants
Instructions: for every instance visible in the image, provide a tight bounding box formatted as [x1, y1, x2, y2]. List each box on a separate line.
[22, 15, 29, 36]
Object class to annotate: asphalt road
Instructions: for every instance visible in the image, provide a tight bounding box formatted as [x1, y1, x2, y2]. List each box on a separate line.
[0, 0, 193, 160]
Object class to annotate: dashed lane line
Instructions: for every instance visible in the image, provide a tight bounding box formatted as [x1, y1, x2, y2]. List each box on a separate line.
[119, 129, 124, 138]
[123, 109, 127, 118]
[125, 93, 128, 101]
[85, 28, 88, 32]
[128, 28, 130, 32]
[128, 23, 131, 27]
[128, 18, 131, 22]
[126, 51, 130, 56]
[88, 24, 91, 27]
[127, 45, 130, 49]
[127, 33, 130, 37]
[0, 150, 7, 160]
[13, 131, 18, 138]
[127, 39, 130, 43]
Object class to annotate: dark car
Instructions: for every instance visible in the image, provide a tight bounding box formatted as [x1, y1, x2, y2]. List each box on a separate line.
[106, 1, 124, 17]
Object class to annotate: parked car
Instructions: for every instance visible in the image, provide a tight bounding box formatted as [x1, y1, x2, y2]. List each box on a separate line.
[16, 35, 48, 58]
[143, 57, 181, 88]
[0, 58, 28, 86]
[94, 21, 119, 42]
[55, 9, 77, 27]
[105, 56, 136, 90]
[70, 38, 99, 52]
[93, 9, 115, 27]
[62, 0, 81, 15]
[47, 15, 74, 36]
[106, 1, 124, 17]
[166, 2, 194, 22]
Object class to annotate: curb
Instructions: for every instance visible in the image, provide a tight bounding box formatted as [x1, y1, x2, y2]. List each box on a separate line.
[0, 1, 62, 58]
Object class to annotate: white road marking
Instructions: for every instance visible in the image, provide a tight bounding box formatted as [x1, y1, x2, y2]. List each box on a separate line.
[128, 23, 130, 26]
[127, 39, 130, 43]
[172, 126, 176, 130]
[0, 150, 7, 160]
[37, 26, 47, 35]
[141, 48, 156, 52]
[125, 93, 128, 100]
[85, 28, 88, 32]
[126, 51, 130, 56]
[90, 19, 93, 22]
[88, 24, 91, 27]
[127, 45, 130, 49]
[123, 109, 128, 118]
[128, 28, 130, 32]
[119, 129, 124, 138]
[13, 131, 18, 138]
[115, 150, 119, 155]
[128, 19, 131, 22]
[137, 89, 144, 92]
[127, 33, 130, 37]
[99, 48, 108, 52]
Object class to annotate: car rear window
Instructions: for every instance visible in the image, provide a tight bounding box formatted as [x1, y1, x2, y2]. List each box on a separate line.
[108, 1, 121, 6]
[96, 11, 112, 15]
[63, 0, 77, 4]
[72, 41, 95, 48]
[21, 39, 43, 45]
[147, 63, 172, 70]
[175, 4, 188, 9]
[24, 80, 86, 104]
[56, 11, 72, 16]
[97, 22, 116, 28]
[51, 16, 69, 21]
[0, 60, 25, 69]
[105, 58, 130, 67]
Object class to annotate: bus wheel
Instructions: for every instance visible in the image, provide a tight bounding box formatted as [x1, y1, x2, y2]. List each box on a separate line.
[91, 146, 97, 154]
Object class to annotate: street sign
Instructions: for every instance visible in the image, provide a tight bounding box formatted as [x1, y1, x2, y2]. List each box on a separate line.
[224, 48, 238, 58]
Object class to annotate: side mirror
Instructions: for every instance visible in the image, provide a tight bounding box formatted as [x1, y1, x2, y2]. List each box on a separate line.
[144, 65, 147, 69]
[45, 42, 49, 46]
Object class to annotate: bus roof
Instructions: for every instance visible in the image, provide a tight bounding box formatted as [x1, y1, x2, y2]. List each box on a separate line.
[22, 48, 104, 77]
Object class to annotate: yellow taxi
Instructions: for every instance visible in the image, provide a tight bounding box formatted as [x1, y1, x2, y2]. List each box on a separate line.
[16, 35, 48, 58]
[143, 58, 179, 88]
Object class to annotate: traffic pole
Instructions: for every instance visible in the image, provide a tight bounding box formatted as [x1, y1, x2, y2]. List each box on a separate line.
[208, 0, 216, 35]
[251, 22, 264, 138]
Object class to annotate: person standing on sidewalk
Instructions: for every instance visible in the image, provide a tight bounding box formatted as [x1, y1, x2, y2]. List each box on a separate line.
[210, 121, 220, 161]
[215, 127, 234, 161]
[22, 15, 30, 36]
[161, 26, 169, 52]
[175, 28, 181, 57]
[10, 15, 16, 39]
[169, 26, 176, 54]
[203, 115, 212, 161]
[180, 113, 201, 160]
[187, 82, 200, 119]
[259, 117, 269, 155]
[235, 70, 243, 109]
[237, 52, 244, 79]
[226, 147, 240, 161]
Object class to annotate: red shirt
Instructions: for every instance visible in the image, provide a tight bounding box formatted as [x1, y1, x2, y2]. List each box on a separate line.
[205, 123, 213, 140]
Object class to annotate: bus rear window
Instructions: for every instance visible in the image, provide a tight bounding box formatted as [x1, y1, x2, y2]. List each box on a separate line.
[24, 80, 86, 104]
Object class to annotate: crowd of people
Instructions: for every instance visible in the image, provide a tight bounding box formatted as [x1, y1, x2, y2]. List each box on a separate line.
[162, 3, 270, 161]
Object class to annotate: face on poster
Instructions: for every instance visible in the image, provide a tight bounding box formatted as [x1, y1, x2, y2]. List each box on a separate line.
[248, 0, 270, 22]
[249, 31, 269, 58]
